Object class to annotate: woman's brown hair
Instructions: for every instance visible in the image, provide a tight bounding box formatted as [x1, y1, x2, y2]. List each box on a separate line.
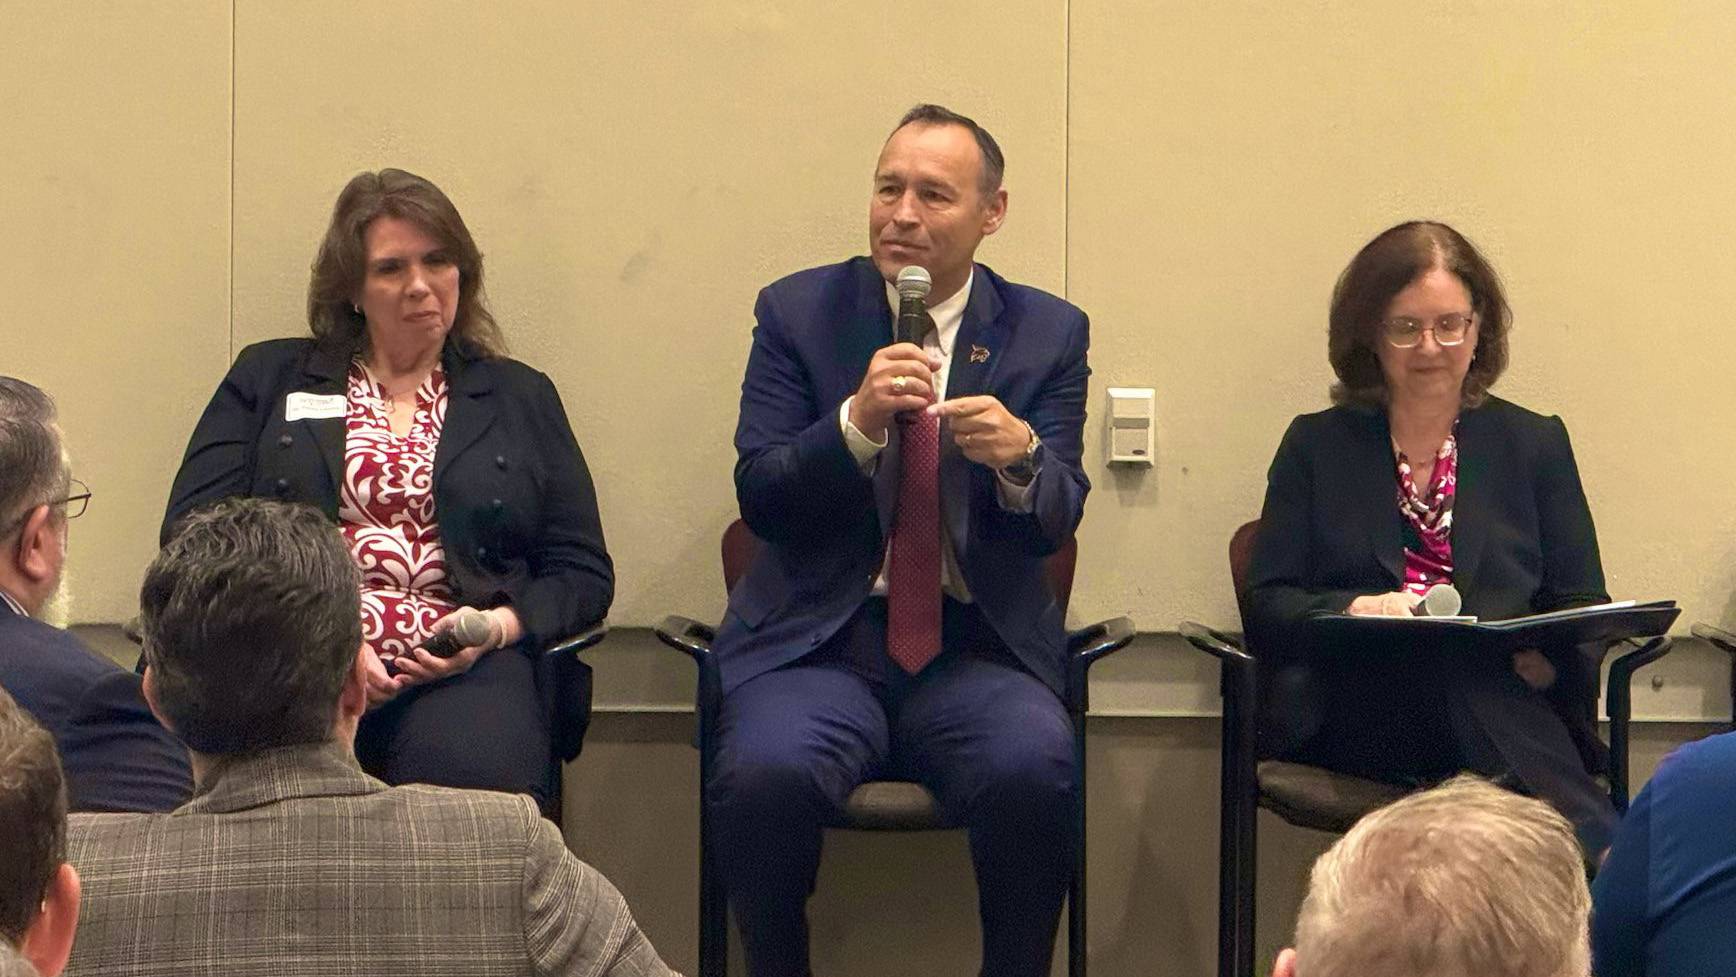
[306, 168, 506, 359]
[1328, 221, 1510, 409]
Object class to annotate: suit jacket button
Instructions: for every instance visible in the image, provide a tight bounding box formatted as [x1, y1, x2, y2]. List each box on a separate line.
[275, 478, 290, 495]
[477, 546, 489, 560]
[495, 455, 508, 470]
[278, 434, 293, 448]
[491, 498, 504, 510]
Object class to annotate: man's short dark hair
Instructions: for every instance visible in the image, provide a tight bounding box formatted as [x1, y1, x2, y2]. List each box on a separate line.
[0, 378, 68, 540]
[140, 498, 362, 756]
[894, 103, 1006, 198]
[0, 688, 66, 945]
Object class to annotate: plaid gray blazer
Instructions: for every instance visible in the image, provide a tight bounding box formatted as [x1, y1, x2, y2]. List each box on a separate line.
[63, 742, 677, 977]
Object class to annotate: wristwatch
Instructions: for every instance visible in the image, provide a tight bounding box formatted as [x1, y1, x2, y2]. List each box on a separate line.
[999, 421, 1043, 485]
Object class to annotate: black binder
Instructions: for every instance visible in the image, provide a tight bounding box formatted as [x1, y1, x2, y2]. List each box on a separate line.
[1304, 600, 1681, 656]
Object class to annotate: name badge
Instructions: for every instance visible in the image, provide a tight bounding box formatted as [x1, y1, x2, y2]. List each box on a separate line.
[285, 392, 345, 422]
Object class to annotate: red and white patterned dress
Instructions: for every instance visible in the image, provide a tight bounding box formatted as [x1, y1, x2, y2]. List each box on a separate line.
[1394, 429, 1458, 597]
[340, 360, 458, 661]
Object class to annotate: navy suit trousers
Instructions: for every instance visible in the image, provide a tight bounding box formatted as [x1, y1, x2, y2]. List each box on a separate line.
[708, 598, 1076, 977]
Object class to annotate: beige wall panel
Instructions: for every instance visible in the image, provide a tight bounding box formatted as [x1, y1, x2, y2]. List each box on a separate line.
[230, 0, 1067, 626]
[0, 1, 231, 622]
[1068, 2, 1736, 632]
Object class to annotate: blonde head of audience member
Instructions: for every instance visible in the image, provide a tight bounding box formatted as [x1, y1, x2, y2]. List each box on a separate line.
[1274, 775, 1590, 977]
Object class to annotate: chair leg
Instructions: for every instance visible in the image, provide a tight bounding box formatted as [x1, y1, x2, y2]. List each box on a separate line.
[1219, 663, 1259, 977]
[698, 711, 728, 976]
[1069, 711, 1088, 977]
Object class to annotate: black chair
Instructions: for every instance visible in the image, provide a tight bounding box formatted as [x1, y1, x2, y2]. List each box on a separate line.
[1692, 623, 1736, 725]
[655, 519, 1135, 977]
[1181, 518, 1674, 977]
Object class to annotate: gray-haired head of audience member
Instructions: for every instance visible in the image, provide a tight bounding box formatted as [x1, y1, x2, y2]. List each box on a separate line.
[139, 498, 363, 757]
[0, 378, 72, 618]
[1274, 775, 1591, 977]
[0, 689, 79, 977]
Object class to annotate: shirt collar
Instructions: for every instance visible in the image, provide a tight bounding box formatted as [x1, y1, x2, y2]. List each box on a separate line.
[884, 268, 974, 357]
[0, 588, 25, 617]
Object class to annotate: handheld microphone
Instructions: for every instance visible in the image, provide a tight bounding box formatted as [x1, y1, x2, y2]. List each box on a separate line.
[895, 266, 932, 345]
[1413, 583, 1464, 618]
[419, 610, 494, 658]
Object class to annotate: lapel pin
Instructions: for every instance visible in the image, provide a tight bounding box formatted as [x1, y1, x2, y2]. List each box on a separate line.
[969, 344, 990, 364]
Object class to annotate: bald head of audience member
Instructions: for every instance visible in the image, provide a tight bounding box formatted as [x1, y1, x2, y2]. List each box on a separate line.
[0, 689, 79, 977]
[139, 497, 365, 771]
[1275, 775, 1591, 977]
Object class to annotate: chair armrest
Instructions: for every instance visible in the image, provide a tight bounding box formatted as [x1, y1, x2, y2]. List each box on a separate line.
[1693, 622, 1736, 655]
[544, 620, 609, 659]
[1178, 621, 1254, 667]
[1063, 617, 1136, 715]
[654, 615, 725, 738]
[1604, 635, 1673, 813]
[1606, 635, 1673, 709]
[654, 615, 717, 662]
[1066, 616, 1136, 668]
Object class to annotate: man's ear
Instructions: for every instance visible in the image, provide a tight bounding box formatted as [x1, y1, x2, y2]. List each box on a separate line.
[1272, 947, 1298, 977]
[21, 862, 80, 977]
[338, 643, 370, 721]
[979, 187, 1008, 237]
[15, 505, 57, 585]
[139, 665, 176, 738]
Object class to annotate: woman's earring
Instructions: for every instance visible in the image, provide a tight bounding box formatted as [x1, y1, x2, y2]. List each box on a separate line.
[352, 303, 362, 316]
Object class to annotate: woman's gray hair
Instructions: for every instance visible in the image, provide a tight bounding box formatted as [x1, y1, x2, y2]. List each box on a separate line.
[141, 498, 363, 756]
[1292, 775, 1591, 977]
[0, 378, 68, 538]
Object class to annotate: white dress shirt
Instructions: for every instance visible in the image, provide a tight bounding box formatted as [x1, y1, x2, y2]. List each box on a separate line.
[0, 587, 25, 616]
[836, 271, 1035, 601]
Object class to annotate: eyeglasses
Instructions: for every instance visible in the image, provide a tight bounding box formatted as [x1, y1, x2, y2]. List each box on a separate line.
[55, 479, 92, 520]
[1, 479, 89, 540]
[1383, 312, 1475, 348]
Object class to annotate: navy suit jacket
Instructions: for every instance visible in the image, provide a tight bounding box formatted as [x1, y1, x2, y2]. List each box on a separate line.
[714, 257, 1090, 696]
[0, 601, 191, 812]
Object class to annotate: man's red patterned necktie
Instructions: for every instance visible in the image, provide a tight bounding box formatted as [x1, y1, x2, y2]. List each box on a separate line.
[886, 322, 943, 674]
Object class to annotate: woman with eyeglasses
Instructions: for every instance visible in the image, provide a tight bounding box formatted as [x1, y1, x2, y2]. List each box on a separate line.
[1243, 220, 1618, 858]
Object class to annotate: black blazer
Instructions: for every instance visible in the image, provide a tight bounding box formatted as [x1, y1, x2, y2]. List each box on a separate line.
[163, 338, 612, 756]
[0, 602, 192, 812]
[1245, 395, 1609, 660]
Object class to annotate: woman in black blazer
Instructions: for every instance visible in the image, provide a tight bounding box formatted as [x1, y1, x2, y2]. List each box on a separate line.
[1245, 221, 1616, 856]
[163, 169, 611, 815]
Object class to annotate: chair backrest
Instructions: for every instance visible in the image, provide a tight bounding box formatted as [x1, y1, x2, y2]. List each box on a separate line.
[720, 519, 1077, 616]
[1228, 518, 1261, 631]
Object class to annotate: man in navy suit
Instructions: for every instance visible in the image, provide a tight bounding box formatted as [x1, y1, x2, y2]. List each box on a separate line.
[710, 105, 1091, 977]
[0, 377, 190, 813]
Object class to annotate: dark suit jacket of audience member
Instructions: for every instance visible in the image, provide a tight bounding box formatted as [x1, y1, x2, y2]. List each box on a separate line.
[1593, 730, 1736, 977]
[161, 338, 612, 757]
[0, 602, 191, 812]
[64, 742, 676, 977]
[1244, 396, 1612, 754]
[715, 257, 1091, 696]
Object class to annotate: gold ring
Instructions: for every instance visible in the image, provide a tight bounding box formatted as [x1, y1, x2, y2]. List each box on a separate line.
[891, 376, 908, 393]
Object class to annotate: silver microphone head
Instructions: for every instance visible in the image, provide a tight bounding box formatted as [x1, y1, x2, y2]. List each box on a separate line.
[1417, 583, 1463, 617]
[452, 610, 494, 646]
[895, 265, 932, 300]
